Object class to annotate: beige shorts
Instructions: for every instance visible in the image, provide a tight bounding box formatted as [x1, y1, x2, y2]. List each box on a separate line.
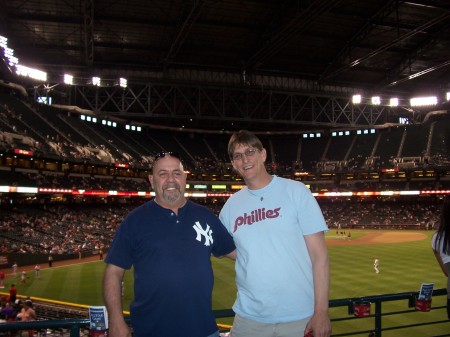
[230, 314, 311, 337]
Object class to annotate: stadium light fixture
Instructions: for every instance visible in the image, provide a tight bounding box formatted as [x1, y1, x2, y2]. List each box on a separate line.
[316, 133, 321, 138]
[352, 94, 362, 104]
[410, 96, 437, 107]
[446, 92, 450, 101]
[0, 35, 18, 66]
[83, 115, 97, 123]
[371, 96, 381, 105]
[92, 77, 101, 86]
[389, 98, 399, 107]
[16, 64, 47, 81]
[64, 74, 73, 85]
[302, 134, 308, 139]
[0, 35, 7, 48]
[119, 78, 127, 88]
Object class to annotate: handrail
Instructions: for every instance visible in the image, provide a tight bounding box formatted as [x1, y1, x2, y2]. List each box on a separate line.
[0, 289, 447, 336]
[329, 288, 448, 337]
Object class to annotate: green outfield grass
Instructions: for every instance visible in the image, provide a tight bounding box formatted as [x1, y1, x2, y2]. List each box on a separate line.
[5, 230, 450, 336]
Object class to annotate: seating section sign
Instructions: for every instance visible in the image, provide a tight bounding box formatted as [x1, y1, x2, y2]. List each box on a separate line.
[89, 306, 108, 331]
[418, 283, 434, 301]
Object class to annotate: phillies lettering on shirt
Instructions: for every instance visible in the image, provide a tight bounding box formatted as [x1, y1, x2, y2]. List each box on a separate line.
[233, 207, 281, 232]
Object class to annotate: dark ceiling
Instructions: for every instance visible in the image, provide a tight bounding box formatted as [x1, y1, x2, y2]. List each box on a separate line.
[2, 0, 450, 93]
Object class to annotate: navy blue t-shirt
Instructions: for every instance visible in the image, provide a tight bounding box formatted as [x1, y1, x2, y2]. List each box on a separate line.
[105, 200, 235, 337]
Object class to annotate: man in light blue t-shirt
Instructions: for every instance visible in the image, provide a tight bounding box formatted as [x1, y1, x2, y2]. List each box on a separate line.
[220, 130, 331, 337]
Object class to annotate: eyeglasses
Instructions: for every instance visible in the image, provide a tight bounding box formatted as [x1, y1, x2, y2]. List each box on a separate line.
[231, 148, 257, 161]
[153, 151, 181, 162]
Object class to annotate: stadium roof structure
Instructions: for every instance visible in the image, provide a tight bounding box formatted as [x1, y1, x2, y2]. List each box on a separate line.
[1, 0, 450, 131]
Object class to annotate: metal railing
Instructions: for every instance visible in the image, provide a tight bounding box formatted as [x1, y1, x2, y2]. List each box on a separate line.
[0, 289, 448, 337]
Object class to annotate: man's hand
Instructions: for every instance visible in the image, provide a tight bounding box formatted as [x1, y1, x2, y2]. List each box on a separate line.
[304, 311, 331, 337]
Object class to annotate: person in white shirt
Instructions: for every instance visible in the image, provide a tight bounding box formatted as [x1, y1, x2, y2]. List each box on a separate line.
[374, 258, 380, 274]
[431, 196, 450, 320]
[219, 130, 331, 337]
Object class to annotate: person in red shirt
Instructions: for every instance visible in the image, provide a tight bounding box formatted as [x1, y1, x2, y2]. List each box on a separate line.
[0, 270, 5, 288]
[9, 284, 17, 303]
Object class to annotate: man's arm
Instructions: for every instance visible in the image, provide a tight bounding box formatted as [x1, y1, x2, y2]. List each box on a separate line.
[304, 232, 332, 337]
[103, 263, 131, 337]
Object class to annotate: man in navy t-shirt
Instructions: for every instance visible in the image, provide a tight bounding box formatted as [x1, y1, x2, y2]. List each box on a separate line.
[104, 152, 236, 337]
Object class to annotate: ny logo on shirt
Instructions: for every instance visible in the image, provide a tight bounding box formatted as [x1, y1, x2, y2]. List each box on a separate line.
[193, 221, 213, 246]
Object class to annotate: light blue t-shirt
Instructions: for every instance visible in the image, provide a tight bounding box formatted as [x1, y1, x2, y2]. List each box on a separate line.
[219, 176, 328, 323]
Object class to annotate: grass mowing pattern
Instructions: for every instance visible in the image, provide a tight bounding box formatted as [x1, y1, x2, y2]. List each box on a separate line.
[6, 230, 450, 335]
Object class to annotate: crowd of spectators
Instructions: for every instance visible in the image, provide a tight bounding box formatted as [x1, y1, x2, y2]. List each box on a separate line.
[0, 203, 135, 255]
[320, 198, 440, 230]
[0, 197, 442, 255]
[0, 295, 35, 325]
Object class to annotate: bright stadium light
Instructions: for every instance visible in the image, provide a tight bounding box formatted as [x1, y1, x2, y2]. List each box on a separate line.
[0, 35, 7, 48]
[0, 35, 19, 66]
[389, 98, 399, 107]
[16, 64, 47, 81]
[352, 94, 362, 104]
[64, 74, 73, 85]
[92, 77, 101, 86]
[4, 47, 18, 66]
[371, 96, 381, 105]
[446, 92, 450, 101]
[410, 96, 437, 107]
[119, 78, 127, 88]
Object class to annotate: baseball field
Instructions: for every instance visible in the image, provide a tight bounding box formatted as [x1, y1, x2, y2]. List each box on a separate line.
[4, 229, 450, 336]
